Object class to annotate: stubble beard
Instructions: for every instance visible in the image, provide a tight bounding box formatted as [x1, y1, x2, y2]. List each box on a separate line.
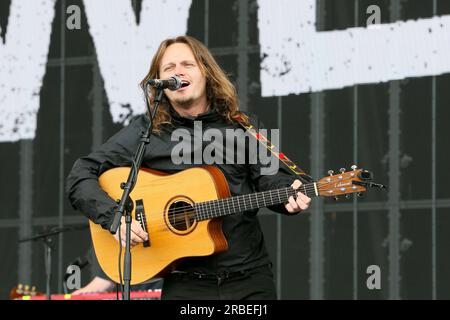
[174, 96, 195, 108]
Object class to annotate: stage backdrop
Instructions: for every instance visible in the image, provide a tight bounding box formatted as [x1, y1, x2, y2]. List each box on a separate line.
[1, 0, 449, 299]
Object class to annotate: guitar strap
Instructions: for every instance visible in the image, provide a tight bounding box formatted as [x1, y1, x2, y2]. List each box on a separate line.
[233, 114, 314, 182]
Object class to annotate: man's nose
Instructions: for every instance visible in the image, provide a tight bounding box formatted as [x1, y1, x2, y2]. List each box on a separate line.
[173, 64, 185, 76]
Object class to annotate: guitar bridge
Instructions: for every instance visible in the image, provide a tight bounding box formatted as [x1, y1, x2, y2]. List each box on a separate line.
[135, 199, 150, 247]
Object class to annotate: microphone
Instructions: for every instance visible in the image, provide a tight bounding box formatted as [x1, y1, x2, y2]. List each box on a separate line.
[147, 75, 183, 91]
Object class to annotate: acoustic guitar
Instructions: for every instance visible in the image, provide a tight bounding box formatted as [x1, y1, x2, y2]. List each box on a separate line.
[90, 165, 380, 284]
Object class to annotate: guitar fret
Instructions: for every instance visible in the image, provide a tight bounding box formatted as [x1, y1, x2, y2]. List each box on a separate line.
[195, 203, 201, 220]
[204, 202, 209, 219]
[306, 183, 312, 197]
[213, 201, 217, 218]
[221, 199, 226, 217]
[215, 201, 219, 217]
[225, 199, 229, 215]
[268, 191, 273, 206]
[272, 190, 278, 206]
[209, 201, 214, 219]
[212, 201, 217, 218]
[197, 182, 320, 221]
[207, 202, 210, 219]
[200, 202, 205, 220]
[223, 199, 227, 215]
[199, 204, 202, 220]
[215, 201, 219, 218]
[203, 202, 207, 220]
[205, 203, 209, 219]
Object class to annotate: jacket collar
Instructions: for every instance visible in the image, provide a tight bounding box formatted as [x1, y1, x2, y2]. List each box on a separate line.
[169, 104, 223, 125]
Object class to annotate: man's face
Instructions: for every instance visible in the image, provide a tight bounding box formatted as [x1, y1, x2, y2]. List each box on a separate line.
[159, 43, 207, 109]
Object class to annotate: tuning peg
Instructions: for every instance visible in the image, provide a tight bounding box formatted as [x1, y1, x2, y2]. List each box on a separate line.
[345, 194, 351, 199]
[357, 192, 363, 197]
[351, 165, 357, 171]
[328, 170, 334, 176]
[339, 168, 346, 173]
[334, 196, 339, 201]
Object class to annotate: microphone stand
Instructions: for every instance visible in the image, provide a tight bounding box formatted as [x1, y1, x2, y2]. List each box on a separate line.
[18, 224, 88, 300]
[108, 85, 164, 301]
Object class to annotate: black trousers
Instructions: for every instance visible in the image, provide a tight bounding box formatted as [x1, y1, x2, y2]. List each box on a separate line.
[161, 264, 277, 300]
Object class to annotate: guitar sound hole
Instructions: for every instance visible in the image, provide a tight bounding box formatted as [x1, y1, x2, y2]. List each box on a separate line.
[168, 201, 196, 231]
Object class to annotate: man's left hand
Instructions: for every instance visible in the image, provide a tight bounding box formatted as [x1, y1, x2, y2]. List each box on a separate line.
[284, 179, 311, 213]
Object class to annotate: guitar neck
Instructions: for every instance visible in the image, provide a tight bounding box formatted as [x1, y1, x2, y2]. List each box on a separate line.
[194, 182, 318, 221]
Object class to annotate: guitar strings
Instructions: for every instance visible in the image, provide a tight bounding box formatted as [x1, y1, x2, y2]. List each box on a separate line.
[121, 179, 351, 230]
[134, 184, 318, 221]
[122, 161, 359, 226]
[141, 180, 343, 228]
[124, 179, 339, 243]
[119, 183, 356, 240]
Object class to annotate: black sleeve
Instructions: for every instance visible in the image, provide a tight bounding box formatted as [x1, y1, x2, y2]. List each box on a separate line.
[65, 116, 145, 230]
[246, 113, 314, 215]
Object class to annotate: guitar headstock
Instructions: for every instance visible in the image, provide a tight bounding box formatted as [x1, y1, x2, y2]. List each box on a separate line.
[317, 165, 385, 199]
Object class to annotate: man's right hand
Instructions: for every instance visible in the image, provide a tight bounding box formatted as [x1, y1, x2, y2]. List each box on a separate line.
[113, 216, 148, 247]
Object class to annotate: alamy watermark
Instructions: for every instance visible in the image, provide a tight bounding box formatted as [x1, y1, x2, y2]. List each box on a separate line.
[366, 264, 381, 290]
[170, 121, 280, 175]
[66, 5, 81, 30]
[65, 265, 81, 291]
[367, 5, 381, 29]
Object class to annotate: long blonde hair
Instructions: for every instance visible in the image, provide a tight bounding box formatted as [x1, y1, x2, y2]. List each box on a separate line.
[140, 35, 247, 132]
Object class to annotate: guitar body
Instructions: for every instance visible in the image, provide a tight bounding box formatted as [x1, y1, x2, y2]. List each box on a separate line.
[90, 166, 231, 284]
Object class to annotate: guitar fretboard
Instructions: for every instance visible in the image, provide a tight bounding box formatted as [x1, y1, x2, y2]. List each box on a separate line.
[193, 183, 317, 221]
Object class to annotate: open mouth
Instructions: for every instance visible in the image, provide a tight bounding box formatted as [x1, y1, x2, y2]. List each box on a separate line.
[181, 80, 190, 88]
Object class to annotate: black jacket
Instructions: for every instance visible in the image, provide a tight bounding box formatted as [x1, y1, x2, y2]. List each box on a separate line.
[66, 107, 309, 273]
